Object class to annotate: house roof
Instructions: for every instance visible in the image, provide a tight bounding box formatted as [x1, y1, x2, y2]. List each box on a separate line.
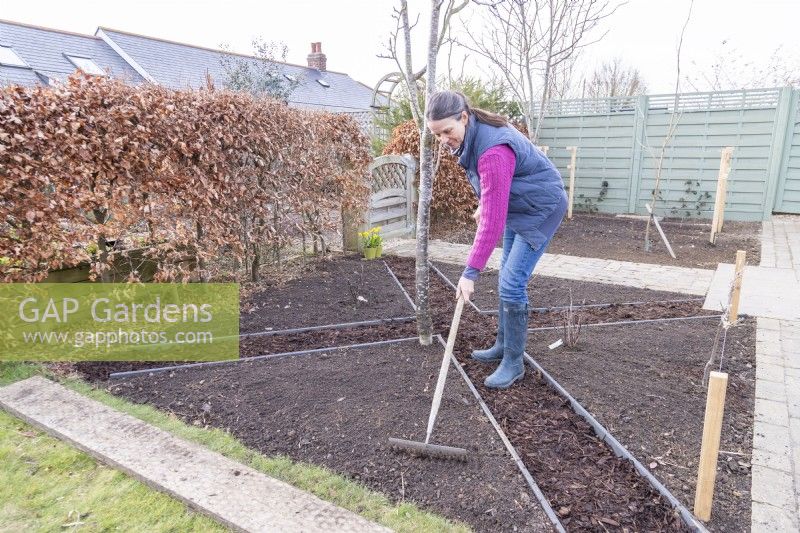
[0, 18, 379, 113]
[96, 27, 377, 112]
[0, 19, 146, 86]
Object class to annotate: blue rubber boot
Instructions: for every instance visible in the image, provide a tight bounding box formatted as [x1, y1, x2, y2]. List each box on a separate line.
[471, 303, 504, 363]
[484, 300, 527, 389]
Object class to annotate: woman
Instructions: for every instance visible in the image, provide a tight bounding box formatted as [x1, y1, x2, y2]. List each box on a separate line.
[426, 90, 568, 389]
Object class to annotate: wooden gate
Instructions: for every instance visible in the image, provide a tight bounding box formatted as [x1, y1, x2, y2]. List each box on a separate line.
[367, 154, 417, 238]
[341, 154, 417, 252]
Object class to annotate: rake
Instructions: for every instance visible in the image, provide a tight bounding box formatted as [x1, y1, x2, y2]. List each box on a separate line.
[388, 296, 469, 461]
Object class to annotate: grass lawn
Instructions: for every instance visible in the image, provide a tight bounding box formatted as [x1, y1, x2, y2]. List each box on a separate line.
[0, 362, 469, 533]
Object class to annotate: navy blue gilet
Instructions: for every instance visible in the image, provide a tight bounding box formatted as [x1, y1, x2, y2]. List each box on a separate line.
[457, 114, 567, 251]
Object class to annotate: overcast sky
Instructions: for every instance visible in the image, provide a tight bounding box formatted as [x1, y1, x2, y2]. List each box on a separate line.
[2, 0, 799, 94]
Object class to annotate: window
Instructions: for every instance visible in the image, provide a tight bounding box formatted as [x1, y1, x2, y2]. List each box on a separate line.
[65, 55, 106, 76]
[283, 74, 297, 82]
[316, 79, 330, 88]
[0, 46, 28, 68]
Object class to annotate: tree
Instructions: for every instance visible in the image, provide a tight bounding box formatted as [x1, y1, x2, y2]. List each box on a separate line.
[373, 75, 521, 151]
[644, 0, 693, 252]
[461, 0, 618, 141]
[380, 0, 469, 345]
[219, 38, 300, 101]
[583, 57, 647, 98]
[685, 42, 800, 91]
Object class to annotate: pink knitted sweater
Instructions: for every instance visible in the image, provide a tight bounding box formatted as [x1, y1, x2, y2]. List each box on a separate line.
[465, 144, 515, 274]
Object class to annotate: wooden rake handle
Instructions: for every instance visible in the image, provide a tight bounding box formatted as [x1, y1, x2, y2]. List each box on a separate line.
[424, 296, 465, 444]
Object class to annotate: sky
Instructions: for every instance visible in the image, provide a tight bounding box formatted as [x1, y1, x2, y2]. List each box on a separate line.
[2, 0, 799, 95]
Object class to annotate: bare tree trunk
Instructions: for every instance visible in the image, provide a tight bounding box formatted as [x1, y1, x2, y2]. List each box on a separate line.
[645, 0, 693, 249]
[196, 221, 208, 282]
[251, 243, 260, 282]
[415, 0, 444, 346]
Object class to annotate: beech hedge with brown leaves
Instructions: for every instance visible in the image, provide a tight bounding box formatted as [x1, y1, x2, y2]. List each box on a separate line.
[382, 120, 475, 221]
[382, 119, 532, 223]
[0, 75, 370, 282]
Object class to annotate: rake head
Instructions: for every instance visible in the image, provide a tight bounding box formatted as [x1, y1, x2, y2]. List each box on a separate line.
[388, 437, 469, 461]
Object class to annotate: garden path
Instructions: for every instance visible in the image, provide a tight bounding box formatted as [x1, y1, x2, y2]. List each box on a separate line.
[0, 376, 391, 533]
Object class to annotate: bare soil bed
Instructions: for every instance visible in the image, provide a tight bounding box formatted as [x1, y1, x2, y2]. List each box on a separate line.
[66, 254, 753, 532]
[528, 319, 756, 533]
[386, 257, 691, 531]
[109, 340, 553, 532]
[431, 212, 761, 269]
[432, 261, 706, 311]
[240, 255, 414, 333]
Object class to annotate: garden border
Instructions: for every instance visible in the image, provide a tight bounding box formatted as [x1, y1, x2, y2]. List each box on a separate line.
[429, 260, 707, 315]
[521, 350, 709, 532]
[239, 316, 416, 338]
[527, 313, 723, 332]
[108, 337, 420, 379]
[110, 335, 567, 532]
[383, 260, 417, 311]
[434, 334, 566, 533]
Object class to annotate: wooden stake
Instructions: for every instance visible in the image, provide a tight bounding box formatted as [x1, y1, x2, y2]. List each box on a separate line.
[729, 250, 747, 322]
[709, 147, 734, 244]
[566, 146, 577, 219]
[694, 371, 729, 521]
[645, 203, 676, 258]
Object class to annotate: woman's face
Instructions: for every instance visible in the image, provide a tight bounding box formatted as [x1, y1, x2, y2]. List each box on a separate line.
[427, 111, 468, 151]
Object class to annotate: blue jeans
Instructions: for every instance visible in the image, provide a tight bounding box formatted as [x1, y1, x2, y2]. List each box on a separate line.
[498, 226, 551, 304]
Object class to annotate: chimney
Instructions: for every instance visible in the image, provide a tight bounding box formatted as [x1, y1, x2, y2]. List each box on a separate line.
[307, 42, 327, 71]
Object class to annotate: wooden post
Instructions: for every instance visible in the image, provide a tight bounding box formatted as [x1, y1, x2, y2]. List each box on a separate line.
[729, 250, 747, 322]
[709, 147, 734, 244]
[694, 371, 729, 521]
[567, 146, 577, 219]
[645, 203, 676, 258]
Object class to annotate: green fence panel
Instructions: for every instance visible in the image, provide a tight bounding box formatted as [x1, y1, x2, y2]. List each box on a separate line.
[775, 90, 800, 214]
[534, 87, 799, 220]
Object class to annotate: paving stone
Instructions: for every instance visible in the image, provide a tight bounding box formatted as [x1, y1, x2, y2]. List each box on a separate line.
[756, 379, 787, 402]
[755, 398, 790, 426]
[757, 362, 786, 383]
[752, 446, 793, 473]
[784, 351, 800, 370]
[754, 422, 792, 456]
[758, 317, 783, 331]
[788, 388, 800, 417]
[386, 238, 713, 295]
[757, 341, 783, 358]
[751, 501, 798, 533]
[704, 264, 800, 321]
[0, 377, 390, 533]
[751, 464, 797, 511]
[760, 355, 786, 367]
[758, 328, 782, 343]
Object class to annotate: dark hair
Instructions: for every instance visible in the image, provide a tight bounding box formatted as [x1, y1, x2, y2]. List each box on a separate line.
[426, 90, 508, 127]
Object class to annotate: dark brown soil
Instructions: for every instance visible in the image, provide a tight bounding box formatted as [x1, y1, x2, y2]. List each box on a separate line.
[432, 261, 705, 311]
[109, 341, 553, 532]
[241, 255, 413, 333]
[431, 212, 761, 269]
[67, 253, 753, 532]
[528, 320, 756, 533]
[385, 257, 689, 532]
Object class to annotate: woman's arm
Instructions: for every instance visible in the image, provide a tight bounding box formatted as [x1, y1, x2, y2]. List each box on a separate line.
[462, 144, 515, 280]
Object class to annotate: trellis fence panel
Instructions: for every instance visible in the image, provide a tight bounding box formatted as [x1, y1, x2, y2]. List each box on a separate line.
[535, 87, 800, 220]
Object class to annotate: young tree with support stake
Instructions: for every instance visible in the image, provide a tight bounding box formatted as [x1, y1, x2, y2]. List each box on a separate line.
[459, 0, 618, 142]
[381, 0, 469, 344]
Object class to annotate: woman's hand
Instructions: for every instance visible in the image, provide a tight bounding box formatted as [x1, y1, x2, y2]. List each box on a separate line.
[456, 276, 474, 302]
[472, 205, 481, 224]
